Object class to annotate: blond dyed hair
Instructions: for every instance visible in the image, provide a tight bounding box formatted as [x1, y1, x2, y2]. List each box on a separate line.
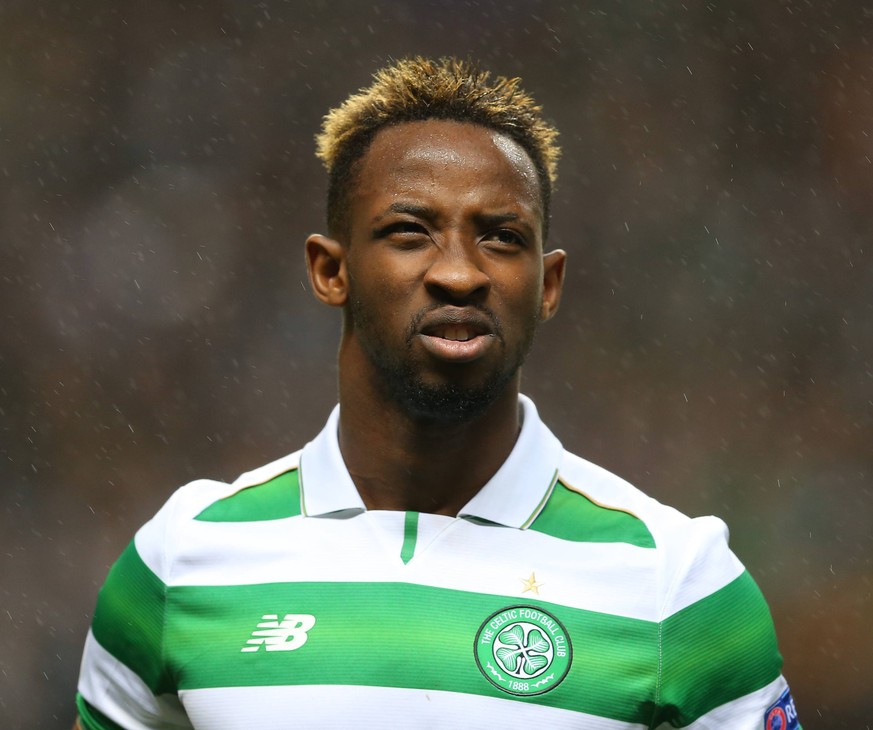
[315, 57, 560, 237]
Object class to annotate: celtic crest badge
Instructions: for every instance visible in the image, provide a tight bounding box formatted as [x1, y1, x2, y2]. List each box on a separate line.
[474, 605, 572, 696]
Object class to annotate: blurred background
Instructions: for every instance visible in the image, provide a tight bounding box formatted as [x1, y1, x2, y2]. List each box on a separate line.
[1, 1, 870, 727]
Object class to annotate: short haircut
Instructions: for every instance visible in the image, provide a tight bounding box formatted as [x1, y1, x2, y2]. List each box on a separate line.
[315, 56, 560, 239]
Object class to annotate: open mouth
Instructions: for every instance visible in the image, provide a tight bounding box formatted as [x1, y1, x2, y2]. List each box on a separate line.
[427, 325, 482, 342]
[417, 311, 496, 362]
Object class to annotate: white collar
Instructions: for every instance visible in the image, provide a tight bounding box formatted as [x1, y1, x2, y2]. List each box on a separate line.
[298, 394, 563, 529]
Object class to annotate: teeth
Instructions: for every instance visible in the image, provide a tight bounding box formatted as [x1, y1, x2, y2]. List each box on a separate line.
[442, 326, 472, 342]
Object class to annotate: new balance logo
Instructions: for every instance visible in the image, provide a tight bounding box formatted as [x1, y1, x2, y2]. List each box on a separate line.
[241, 614, 316, 652]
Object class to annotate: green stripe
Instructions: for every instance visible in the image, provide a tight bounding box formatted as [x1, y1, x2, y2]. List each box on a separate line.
[196, 470, 301, 522]
[400, 511, 419, 564]
[165, 581, 659, 723]
[91, 541, 170, 694]
[655, 571, 783, 726]
[529, 482, 655, 548]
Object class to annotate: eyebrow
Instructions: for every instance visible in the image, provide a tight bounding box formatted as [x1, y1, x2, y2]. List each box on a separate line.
[372, 202, 436, 223]
[475, 212, 522, 228]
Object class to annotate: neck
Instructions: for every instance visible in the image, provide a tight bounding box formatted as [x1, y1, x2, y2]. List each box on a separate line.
[336, 344, 521, 516]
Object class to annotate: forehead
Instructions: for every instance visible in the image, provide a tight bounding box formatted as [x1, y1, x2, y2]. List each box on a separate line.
[351, 120, 542, 222]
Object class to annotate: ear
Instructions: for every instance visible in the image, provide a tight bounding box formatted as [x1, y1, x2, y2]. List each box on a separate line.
[305, 234, 348, 307]
[540, 249, 566, 322]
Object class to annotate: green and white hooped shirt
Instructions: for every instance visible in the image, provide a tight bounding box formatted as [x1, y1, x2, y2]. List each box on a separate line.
[76, 395, 800, 729]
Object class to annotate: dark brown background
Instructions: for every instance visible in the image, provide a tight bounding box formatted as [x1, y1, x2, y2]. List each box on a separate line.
[2, 1, 871, 727]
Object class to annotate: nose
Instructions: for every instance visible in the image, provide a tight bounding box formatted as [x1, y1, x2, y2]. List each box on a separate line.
[423, 242, 490, 303]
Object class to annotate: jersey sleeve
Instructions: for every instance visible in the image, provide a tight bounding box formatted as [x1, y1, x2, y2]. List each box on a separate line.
[651, 516, 802, 729]
[76, 494, 193, 729]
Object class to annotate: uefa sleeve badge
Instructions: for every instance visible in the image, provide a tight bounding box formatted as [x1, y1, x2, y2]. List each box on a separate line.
[764, 687, 799, 730]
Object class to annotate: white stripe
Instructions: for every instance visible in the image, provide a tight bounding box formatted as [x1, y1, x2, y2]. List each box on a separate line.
[77, 630, 192, 729]
[180, 684, 648, 730]
[155, 512, 665, 620]
[657, 515, 745, 618]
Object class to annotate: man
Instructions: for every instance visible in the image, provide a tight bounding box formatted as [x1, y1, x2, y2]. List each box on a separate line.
[74, 57, 801, 729]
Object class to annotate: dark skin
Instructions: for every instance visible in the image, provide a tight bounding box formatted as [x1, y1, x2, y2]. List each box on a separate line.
[306, 120, 566, 515]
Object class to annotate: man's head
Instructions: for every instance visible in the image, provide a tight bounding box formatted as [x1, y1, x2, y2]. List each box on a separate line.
[306, 58, 565, 424]
[315, 57, 560, 241]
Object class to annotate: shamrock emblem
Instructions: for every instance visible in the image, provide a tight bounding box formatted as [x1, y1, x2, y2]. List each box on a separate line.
[494, 623, 552, 678]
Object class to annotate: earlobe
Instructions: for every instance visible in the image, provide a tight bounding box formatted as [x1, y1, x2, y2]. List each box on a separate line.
[305, 234, 348, 307]
[540, 249, 567, 322]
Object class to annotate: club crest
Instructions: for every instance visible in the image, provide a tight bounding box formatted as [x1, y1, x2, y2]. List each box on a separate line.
[474, 605, 572, 696]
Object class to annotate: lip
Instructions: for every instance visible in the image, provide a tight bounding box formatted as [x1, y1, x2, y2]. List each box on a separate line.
[415, 308, 498, 363]
[417, 332, 496, 362]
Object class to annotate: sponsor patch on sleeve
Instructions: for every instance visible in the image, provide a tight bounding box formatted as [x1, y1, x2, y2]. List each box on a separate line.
[765, 687, 799, 730]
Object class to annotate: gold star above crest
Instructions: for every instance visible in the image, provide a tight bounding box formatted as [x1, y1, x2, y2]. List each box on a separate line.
[520, 572, 544, 595]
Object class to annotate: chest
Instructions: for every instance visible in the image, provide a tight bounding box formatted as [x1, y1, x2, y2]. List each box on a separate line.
[168, 513, 662, 728]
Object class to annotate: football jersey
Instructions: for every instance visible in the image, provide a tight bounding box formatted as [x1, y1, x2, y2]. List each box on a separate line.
[76, 395, 801, 729]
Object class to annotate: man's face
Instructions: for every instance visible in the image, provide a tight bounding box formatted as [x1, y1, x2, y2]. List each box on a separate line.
[340, 119, 564, 423]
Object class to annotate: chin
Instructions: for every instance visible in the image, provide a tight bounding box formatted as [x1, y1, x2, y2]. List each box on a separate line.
[389, 375, 513, 425]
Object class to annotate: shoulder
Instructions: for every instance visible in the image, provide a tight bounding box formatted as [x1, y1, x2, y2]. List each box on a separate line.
[554, 448, 730, 546]
[554, 449, 746, 613]
[133, 450, 303, 581]
[155, 449, 302, 525]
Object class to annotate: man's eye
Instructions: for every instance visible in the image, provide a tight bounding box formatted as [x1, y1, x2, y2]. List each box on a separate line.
[483, 229, 525, 247]
[377, 221, 427, 237]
